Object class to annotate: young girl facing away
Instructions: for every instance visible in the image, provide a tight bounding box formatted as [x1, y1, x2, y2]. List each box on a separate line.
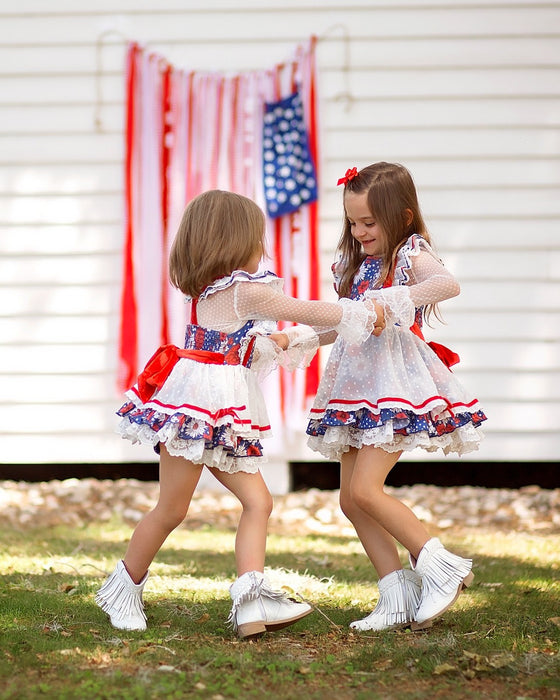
[96, 189, 385, 639]
[306, 162, 487, 632]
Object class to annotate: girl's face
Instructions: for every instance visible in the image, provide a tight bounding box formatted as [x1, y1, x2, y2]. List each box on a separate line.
[345, 190, 386, 257]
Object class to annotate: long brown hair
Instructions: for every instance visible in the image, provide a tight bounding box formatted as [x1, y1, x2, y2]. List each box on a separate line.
[169, 190, 266, 298]
[336, 162, 438, 322]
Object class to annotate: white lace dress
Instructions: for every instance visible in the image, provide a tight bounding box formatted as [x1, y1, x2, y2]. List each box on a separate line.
[306, 235, 487, 460]
[117, 270, 377, 474]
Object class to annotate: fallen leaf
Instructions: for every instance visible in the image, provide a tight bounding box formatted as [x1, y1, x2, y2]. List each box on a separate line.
[488, 653, 514, 669]
[433, 663, 457, 675]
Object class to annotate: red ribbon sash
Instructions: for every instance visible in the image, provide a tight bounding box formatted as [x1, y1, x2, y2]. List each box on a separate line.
[136, 338, 256, 402]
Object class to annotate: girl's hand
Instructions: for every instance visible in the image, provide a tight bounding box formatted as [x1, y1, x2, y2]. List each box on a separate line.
[269, 331, 290, 350]
[371, 300, 385, 337]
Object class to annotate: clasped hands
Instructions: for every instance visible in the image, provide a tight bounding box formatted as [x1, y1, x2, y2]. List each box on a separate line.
[366, 297, 386, 337]
[269, 297, 386, 351]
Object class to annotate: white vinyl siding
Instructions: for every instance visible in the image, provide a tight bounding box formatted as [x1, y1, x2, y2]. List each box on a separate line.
[1, 1, 559, 474]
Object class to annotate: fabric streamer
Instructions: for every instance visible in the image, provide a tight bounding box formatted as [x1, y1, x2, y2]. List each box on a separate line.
[119, 38, 320, 434]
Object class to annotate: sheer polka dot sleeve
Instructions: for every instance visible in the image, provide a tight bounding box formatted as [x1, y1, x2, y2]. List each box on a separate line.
[407, 249, 460, 307]
[234, 281, 377, 344]
[364, 247, 460, 325]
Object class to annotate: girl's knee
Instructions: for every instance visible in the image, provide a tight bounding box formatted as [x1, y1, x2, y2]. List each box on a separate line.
[340, 489, 360, 522]
[242, 490, 273, 518]
[340, 484, 380, 520]
[153, 503, 189, 531]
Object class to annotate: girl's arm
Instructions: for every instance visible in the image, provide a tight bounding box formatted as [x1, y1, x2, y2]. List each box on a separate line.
[407, 249, 460, 307]
[366, 249, 459, 327]
[234, 282, 384, 345]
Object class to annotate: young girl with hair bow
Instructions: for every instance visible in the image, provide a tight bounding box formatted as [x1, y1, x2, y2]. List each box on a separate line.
[307, 162, 487, 631]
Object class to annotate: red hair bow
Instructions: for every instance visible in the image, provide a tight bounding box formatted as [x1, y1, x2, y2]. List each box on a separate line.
[337, 167, 359, 186]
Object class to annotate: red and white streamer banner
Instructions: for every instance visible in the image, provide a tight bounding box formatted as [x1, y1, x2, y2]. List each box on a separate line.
[119, 38, 320, 437]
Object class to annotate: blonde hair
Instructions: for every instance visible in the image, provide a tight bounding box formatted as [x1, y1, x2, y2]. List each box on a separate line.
[169, 190, 266, 298]
[336, 162, 439, 322]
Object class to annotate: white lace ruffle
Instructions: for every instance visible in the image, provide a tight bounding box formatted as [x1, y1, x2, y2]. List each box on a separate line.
[247, 326, 319, 380]
[191, 269, 282, 301]
[365, 286, 415, 327]
[393, 233, 425, 285]
[307, 422, 485, 462]
[117, 419, 264, 474]
[335, 297, 378, 344]
[279, 325, 320, 370]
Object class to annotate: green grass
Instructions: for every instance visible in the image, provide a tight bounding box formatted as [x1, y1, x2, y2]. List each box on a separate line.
[0, 517, 558, 699]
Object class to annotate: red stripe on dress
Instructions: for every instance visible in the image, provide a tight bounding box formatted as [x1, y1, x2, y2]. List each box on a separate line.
[309, 395, 481, 414]
[129, 387, 270, 431]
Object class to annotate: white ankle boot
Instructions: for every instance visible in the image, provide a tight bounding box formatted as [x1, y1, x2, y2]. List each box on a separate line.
[349, 569, 422, 631]
[228, 571, 313, 639]
[95, 560, 148, 631]
[411, 537, 474, 630]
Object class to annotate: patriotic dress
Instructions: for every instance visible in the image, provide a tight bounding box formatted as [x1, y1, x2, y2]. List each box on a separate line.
[306, 234, 487, 460]
[117, 269, 377, 474]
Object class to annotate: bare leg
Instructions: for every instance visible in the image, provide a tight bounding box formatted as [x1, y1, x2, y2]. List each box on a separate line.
[340, 446, 430, 576]
[210, 467, 273, 576]
[122, 445, 203, 582]
[340, 448, 402, 577]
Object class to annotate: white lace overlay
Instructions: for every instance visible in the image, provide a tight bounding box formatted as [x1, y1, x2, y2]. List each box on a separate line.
[306, 235, 486, 459]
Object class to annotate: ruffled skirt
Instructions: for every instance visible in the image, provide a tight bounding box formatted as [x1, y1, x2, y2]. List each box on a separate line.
[306, 327, 486, 460]
[117, 345, 271, 474]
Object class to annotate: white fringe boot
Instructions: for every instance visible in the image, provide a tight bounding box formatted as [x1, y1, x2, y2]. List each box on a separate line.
[95, 560, 148, 631]
[228, 571, 313, 640]
[411, 537, 474, 630]
[349, 569, 422, 631]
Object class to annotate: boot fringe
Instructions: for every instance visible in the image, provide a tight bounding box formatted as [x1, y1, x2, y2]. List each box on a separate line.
[421, 545, 472, 596]
[227, 571, 264, 632]
[413, 538, 473, 628]
[350, 569, 421, 631]
[95, 561, 147, 627]
[227, 571, 307, 633]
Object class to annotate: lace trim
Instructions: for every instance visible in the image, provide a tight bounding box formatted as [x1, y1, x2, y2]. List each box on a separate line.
[392, 233, 426, 286]
[280, 325, 320, 371]
[116, 403, 267, 474]
[188, 269, 282, 301]
[364, 285, 415, 327]
[330, 234, 431, 294]
[307, 419, 486, 461]
[336, 298, 378, 344]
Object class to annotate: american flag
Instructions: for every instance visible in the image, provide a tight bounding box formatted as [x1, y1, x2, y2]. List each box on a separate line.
[263, 91, 318, 219]
[119, 39, 320, 436]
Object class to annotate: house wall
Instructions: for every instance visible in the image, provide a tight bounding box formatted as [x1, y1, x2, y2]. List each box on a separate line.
[1, 1, 559, 488]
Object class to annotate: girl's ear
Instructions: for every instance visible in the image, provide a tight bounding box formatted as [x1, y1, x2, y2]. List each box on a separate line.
[404, 208, 414, 227]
